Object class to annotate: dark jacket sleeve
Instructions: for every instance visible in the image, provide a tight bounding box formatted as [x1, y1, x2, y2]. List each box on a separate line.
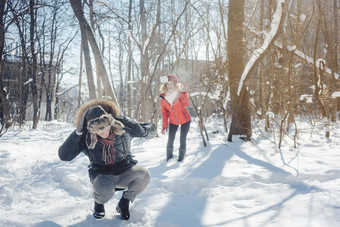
[58, 130, 85, 161]
[140, 122, 156, 139]
[116, 116, 156, 139]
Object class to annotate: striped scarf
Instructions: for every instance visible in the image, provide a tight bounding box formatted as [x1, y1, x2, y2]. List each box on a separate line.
[98, 132, 116, 164]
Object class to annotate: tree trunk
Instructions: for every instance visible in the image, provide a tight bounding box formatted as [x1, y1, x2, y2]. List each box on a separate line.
[81, 27, 97, 100]
[88, 0, 102, 98]
[127, 0, 133, 117]
[13, 7, 30, 124]
[259, 0, 270, 130]
[82, 5, 118, 102]
[70, 0, 96, 100]
[0, 0, 11, 128]
[70, 0, 119, 103]
[316, 0, 337, 122]
[78, 42, 83, 108]
[333, 0, 339, 75]
[30, 0, 39, 129]
[139, 0, 148, 121]
[118, 30, 124, 112]
[227, 0, 251, 142]
[46, 6, 58, 121]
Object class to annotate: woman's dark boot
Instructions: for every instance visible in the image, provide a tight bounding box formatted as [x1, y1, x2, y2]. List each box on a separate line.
[178, 149, 186, 161]
[116, 196, 130, 220]
[166, 146, 173, 161]
[93, 202, 105, 219]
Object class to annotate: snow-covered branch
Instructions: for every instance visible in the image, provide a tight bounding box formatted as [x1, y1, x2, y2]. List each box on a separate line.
[289, 46, 339, 79]
[244, 13, 339, 82]
[237, 0, 286, 96]
[56, 84, 78, 97]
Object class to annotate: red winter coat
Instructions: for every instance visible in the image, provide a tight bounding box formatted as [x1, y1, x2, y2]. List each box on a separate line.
[160, 91, 191, 129]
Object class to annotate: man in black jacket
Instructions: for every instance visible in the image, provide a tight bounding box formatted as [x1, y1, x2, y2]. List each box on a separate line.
[58, 99, 156, 220]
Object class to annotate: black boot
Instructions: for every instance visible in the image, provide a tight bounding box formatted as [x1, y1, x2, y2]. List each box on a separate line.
[166, 146, 173, 161]
[116, 196, 130, 220]
[178, 149, 186, 162]
[93, 202, 105, 219]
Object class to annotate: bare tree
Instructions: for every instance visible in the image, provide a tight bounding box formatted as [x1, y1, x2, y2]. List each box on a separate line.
[29, 0, 39, 129]
[0, 0, 11, 131]
[70, 0, 118, 103]
[138, 0, 159, 121]
[36, 4, 59, 121]
[316, 0, 339, 122]
[9, 1, 32, 125]
[127, 0, 133, 117]
[125, 0, 188, 122]
[227, 0, 251, 142]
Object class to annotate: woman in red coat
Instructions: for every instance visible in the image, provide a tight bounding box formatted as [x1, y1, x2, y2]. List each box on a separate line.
[160, 74, 191, 161]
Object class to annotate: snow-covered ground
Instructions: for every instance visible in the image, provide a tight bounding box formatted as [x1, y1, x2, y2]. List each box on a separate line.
[0, 118, 340, 227]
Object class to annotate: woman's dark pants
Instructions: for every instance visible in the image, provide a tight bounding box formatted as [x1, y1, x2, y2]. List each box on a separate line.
[166, 120, 190, 161]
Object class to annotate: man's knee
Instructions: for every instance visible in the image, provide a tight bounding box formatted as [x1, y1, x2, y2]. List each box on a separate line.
[135, 166, 151, 185]
[93, 174, 115, 195]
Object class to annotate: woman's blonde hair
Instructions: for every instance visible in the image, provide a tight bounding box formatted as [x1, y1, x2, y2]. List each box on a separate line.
[160, 82, 183, 94]
[160, 83, 168, 93]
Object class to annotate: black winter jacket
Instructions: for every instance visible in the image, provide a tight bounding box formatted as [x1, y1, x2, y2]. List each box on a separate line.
[58, 115, 156, 181]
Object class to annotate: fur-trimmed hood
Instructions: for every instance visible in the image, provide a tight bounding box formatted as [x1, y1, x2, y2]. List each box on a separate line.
[74, 99, 122, 149]
[75, 99, 120, 127]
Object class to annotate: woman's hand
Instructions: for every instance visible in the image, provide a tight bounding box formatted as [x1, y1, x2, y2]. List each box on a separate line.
[181, 83, 188, 92]
[161, 127, 168, 134]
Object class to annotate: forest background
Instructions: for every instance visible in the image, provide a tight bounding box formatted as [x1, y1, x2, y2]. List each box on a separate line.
[0, 0, 339, 147]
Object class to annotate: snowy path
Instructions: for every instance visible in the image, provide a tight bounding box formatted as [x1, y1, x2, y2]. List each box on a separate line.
[0, 120, 340, 226]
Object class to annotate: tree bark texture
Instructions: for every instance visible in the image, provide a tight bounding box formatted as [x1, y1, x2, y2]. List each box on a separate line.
[227, 0, 251, 141]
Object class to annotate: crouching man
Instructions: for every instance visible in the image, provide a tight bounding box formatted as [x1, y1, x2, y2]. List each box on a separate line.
[58, 99, 156, 220]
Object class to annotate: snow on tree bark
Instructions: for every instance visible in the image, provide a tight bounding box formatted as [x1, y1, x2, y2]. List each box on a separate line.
[237, 0, 286, 96]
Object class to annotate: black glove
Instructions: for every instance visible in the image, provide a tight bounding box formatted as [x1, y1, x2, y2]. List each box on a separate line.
[76, 109, 89, 135]
[126, 155, 138, 165]
[140, 122, 156, 139]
